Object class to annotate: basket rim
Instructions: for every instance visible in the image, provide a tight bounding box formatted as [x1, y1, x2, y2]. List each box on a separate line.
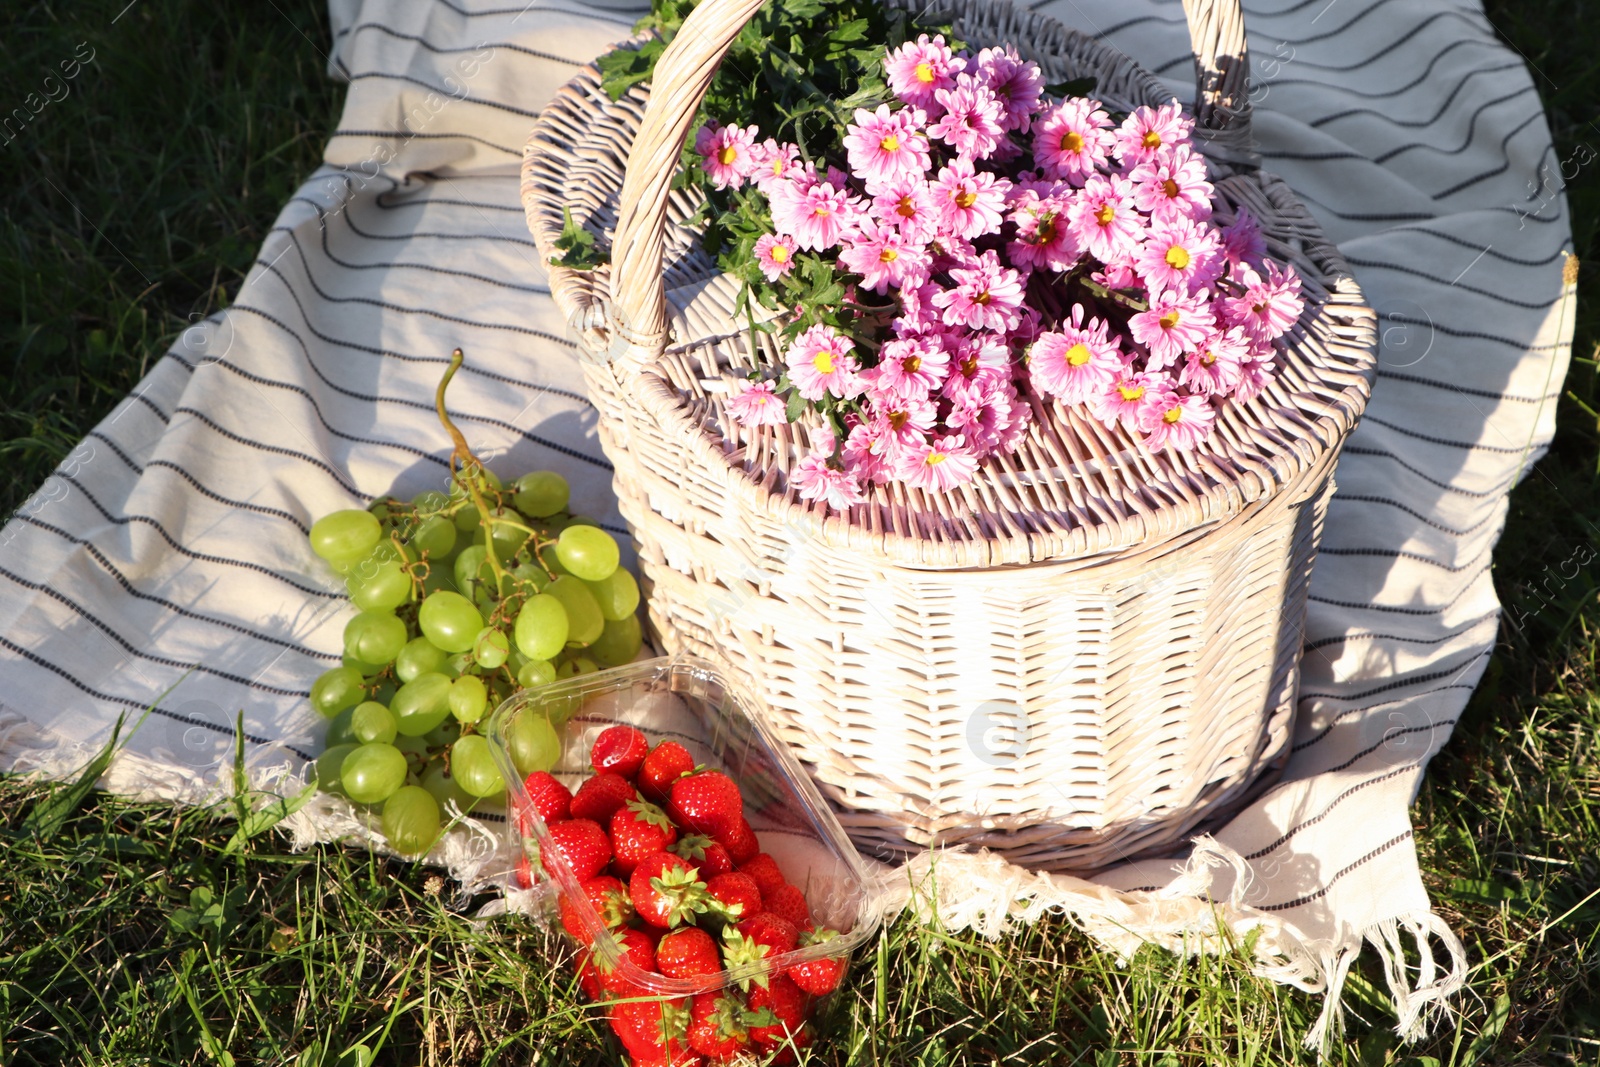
[521, 0, 1377, 569]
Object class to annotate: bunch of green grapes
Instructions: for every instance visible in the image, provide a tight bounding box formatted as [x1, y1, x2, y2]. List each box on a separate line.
[306, 350, 642, 856]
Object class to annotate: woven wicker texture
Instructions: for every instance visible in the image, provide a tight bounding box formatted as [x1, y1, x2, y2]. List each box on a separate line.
[522, 0, 1376, 870]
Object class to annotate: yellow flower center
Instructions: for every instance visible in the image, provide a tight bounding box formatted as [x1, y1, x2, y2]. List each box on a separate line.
[814, 351, 835, 374]
[973, 291, 991, 305]
[1118, 382, 1145, 402]
[771, 157, 786, 177]
[1066, 343, 1091, 367]
[814, 207, 831, 217]
[880, 247, 899, 263]
[881, 134, 900, 152]
[960, 356, 979, 376]
[1165, 245, 1191, 270]
[915, 62, 936, 84]
[1037, 213, 1058, 244]
[926, 451, 947, 466]
[888, 410, 909, 429]
[897, 196, 917, 218]
[1095, 203, 1116, 226]
[902, 355, 921, 373]
[1159, 311, 1181, 329]
[717, 145, 739, 165]
[1162, 177, 1180, 198]
[1202, 349, 1216, 366]
[954, 189, 978, 209]
[1142, 130, 1162, 148]
[770, 245, 789, 263]
[1061, 130, 1084, 153]
[1162, 406, 1184, 424]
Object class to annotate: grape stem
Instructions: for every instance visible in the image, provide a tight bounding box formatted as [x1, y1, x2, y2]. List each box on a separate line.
[436, 348, 509, 591]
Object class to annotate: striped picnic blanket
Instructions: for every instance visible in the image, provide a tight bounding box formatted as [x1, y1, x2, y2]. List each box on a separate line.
[0, 0, 1575, 1047]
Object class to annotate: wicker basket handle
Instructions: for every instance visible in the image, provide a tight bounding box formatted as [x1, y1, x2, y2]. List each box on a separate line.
[607, 0, 1256, 371]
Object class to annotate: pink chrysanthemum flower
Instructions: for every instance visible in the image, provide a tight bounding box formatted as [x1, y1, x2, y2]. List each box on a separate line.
[869, 335, 950, 396]
[1231, 358, 1275, 404]
[1129, 144, 1213, 223]
[843, 104, 931, 190]
[726, 379, 788, 427]
[927, 75, 1007, 160]
[749, 139, 801, 194]
[1130, 289, 1217, 371]
[1112, 102, 1193, 167]
[1179, 327, 1250, 396]
[837, 219, 933, 294]
[870, 178, 940, 242]
[1140, 392, 1215, 451]
[1029, 304, 1122, 404]
[778, 180, 863, 252]
[1033, 97, 1115, 183]
[932, 250, 1026, 332]
[1134, 215, 1223, 294]
[693, 122, 759, 190]
[785, 324, 860, 401]
[884, 34, 966, 111]
[754, 233, 797, 282]
[842, 421, 892, 484]
[1066, 173, 1144, 262]
[947, 379, 1023, 455]
[792, 451, 866, 510]
[1088, 368, 1165, 430]
[896, 434, 980, 492]
[1223, 262, 1304, 343]
[931, 158, 1012, 240]
[1219, 206, 1268, 270]
[866, 391, 938, 456]
[1007, 191, 1080, 272]
[975, 45, 1045, 132]
[893, 280, 946, 337]
[942, 332, 1012, 402]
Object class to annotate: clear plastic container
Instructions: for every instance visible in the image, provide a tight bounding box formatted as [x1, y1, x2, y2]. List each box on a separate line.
[484, 654, 884, 997]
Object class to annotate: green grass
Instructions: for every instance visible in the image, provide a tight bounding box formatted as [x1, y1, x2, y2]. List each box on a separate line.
[2, 0, 1597, 1064]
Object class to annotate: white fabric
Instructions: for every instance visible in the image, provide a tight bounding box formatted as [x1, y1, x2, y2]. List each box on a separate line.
[0, 0, 1574, 1048]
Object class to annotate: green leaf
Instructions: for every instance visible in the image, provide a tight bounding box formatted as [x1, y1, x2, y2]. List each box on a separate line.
[1461, 993, 1510, 1066]
[784, 389, 807, 423]
[1044, 75, 1099, 98]
[23, 686, 159, 841]
[223, 782, 317, 856]
[550, 206, 608, 271]
[596, 42, 661, 101]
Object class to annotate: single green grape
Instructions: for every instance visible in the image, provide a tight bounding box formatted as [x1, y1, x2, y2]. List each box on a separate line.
[325, 705, 359, 747]
[450, 468, 503, 500]
[589, 613, 643, 668]
[418, 590, 483, 653]
[473, 627, 510, 669]
[341, 652, 384, 676]
[514, 594, 569, 660]
[555, 526, 619, 582]
[546, 576, 604, 645]
[316, 743, 359, 795]
[340, 743, 408, 804]
[487, 509, 531, 561]
[511, 561, 549, 593]
[451, 735, 506, 798]
[390, 672, 454, 736]
[381, 785, 442, 856]
[421, 761, 478, 812]
[516, 658, 558, 689]
[367, 495, 400, 523]
[506, 709, 561, 776]
[352, 701, 398, 745]
[410, 515, 457, 559]
[310, 509, 382, 564]
[425, 718, 462, 748]
[395, 637, 446, 684]
[343, 611, 408, 666]
[555, 656, 599, 679]
[394, 733, 431, 777]
[584, 568, 640, 621]
[310, 666, 367, 718]
[349, 559, 412, 612]
[449, 675, 489, 724]
[454, 504, 484, 534]
[411, 489, 450, 516]
[512, 471, 569, 518]
[454, 545, 489, 598]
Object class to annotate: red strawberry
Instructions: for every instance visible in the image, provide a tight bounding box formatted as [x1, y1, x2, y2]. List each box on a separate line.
[611, 798, 680, 876]
[515, 851, 533, 889]
[704, 872, 763, 924]
[558, 874, 634, 942]
[516, 771, 572, 832]
[654, 926, 721, 980]
[671, 834, 733, 879]
[569, 772, 637, 823]
[738, 912, 800, 957]
[573, 949, 602, 1001]
[608, 997, 691, 1060]
[639, 740, 695, 802]
[668, 769, 743, 838]
[542, 818, 612, 882]
[596, 925, 658, 998]
[720, 912, 799, 990]
[762, 883, 811, 930]
[737, 853, 787, 898]
[714, 816, 760, 864]
[687, 990, 756, 1059]
[787, 927, 845, 996]
[591, 724, 650, 779]
[747, 974, 811, 1049]
[629, 851, 713, 929]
